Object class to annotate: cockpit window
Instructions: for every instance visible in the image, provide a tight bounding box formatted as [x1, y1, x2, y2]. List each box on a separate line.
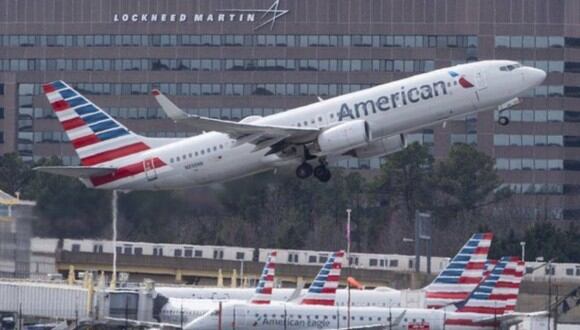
[500, 63, 521, 72]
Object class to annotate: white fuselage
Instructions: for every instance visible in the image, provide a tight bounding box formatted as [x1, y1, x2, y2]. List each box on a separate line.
[92, 60, 545, 190]
[186, 302, 503, 330]
[157, 287, 402, 307]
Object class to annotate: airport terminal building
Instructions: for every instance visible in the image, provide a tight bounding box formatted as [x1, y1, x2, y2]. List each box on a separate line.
[0, 0, 580, 221]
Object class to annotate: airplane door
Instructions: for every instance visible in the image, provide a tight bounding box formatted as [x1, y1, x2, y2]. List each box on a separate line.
[475, 70, 487, 91]
[233, 305, 247, 329]
[143, 158, 158, 181]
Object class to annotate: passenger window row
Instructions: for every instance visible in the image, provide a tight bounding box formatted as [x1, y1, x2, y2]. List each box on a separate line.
[169, 144, 225, 164]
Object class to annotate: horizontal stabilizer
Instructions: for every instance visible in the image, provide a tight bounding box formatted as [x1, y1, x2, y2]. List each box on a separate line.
[34, 166, 117, 178]
[151, 89, 189, 121]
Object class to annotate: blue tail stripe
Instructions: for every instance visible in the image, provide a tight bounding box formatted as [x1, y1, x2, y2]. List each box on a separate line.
[83, 112, 109, 124]
[59, 89, 77, 99]
[67, 97, 88, 108]
[96, 128, 129, 141]
[75, 105, 99, 116]
[90, 120, 118, 133]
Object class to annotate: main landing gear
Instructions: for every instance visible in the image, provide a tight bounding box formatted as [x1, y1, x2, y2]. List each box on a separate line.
[296, 155, 331, 182]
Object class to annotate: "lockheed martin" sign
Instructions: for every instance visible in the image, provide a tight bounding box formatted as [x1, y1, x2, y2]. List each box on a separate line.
[112, 0, 289, 30]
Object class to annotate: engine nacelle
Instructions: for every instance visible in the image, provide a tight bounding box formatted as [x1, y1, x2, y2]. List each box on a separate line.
[347, 134, 406, 158]
[316, 120, 371, 155]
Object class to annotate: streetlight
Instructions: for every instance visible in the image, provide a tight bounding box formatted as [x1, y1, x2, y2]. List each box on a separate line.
[520, 241, 526, 262]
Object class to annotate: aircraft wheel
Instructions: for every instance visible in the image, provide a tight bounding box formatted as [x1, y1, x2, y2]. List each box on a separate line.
[498, 116, 510, 126]
[296, 162, 313, 179]
[314, 165, 332, 182]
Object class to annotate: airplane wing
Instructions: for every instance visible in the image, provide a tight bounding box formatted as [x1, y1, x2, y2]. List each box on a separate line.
[152, 89, 320, 150]
[472, 311, 548, 326]
[105, 317, 181, 328]
[33, 166, 117, 178]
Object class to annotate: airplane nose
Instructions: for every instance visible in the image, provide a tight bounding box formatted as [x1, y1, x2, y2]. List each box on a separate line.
[524, 67, 547, 86]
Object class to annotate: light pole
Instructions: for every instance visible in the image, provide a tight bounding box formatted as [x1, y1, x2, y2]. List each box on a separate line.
[346, 208, 352, 330]
[520, 241, 526, 262]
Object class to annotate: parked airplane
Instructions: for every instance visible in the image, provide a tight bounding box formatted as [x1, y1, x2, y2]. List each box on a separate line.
[36, 60, 545, 190]
[157, 251, 278, 326]
[157, 250, 343, 326]
[186, 257, 526, 330]
[157, 233, 493, 309]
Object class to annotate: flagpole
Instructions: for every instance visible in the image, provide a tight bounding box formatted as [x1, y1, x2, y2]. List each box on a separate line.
[346, 208, 351, 330]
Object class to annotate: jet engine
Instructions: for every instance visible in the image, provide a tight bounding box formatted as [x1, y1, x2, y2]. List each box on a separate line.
[316, 120, 371, 155]
[346, 134, 406, 158]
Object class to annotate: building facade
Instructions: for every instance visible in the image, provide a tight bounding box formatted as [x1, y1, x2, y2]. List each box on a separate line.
[0, 0, 579, 221]
[0, 190, 34, 278]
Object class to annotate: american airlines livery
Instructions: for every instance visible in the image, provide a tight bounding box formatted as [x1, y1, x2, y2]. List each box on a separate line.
[187, 257, 527, 330]
[36, 61, 545, 189]
[158, 251, 278, 326]
[157, 233, 493, 309]
[157, 251, 342, 326]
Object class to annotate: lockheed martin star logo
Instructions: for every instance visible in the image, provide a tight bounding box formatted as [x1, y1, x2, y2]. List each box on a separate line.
[218, 0, 289, 30]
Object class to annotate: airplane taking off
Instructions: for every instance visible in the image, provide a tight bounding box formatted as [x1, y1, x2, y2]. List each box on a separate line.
[186, 257, 528, 330]
[36, 61, 546, 190]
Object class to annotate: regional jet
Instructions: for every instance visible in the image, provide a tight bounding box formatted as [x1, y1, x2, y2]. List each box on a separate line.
[187, 257, 530, 330]
[158, 233, 493, 309]
[36, 61, 545, 190]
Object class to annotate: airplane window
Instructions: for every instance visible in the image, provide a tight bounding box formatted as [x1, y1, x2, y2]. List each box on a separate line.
[360, 317, 364, 321]
[297, 123, 301, 127]
[195, 152, 198, 156]
[219, 144, 223, 149]
[311, 119, 315, 124]
[188, 153, 192, 158]
[201, 150, 205, 155]
[176, 156, 180, 161]
[507, 65, 515, 70]
[213, 146, 217, 151]
[315, 315, 319, 319]
[330, 113, 334, 118]
[303, 121, 308, 125]
[255, 313, 259, 317]
[183, 154, 186, 159]
[170, 158, 174, 163]
[207, 148, 211, 153]
[272, 314, 276, 318]
[318, 116, 322, 122]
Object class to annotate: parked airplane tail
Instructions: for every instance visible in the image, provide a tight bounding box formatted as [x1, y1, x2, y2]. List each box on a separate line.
[250, 251, 277, 304]
[300, 250, 344, 306]
[455, 256, 525, 315]
[42, 80, 153, 166]
[424, 232, 493, 308]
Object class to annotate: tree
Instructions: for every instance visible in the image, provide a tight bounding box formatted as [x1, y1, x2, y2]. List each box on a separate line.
[372, 142, 434, 224]
[432, 144, 509, 222]
[0, 153, 32, 196]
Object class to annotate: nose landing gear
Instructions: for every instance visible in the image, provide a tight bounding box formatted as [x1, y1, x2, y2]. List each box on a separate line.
[498, 116, 510, 126]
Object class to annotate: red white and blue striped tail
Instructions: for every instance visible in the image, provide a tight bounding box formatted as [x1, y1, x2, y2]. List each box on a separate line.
[455, 256, 524, 315]
[444, 257, 524, 329]
[424, 232, 493, 309]
[301, 250, 344, 306]
[250, 251, 277, 305]
[42, 80, 151, 166]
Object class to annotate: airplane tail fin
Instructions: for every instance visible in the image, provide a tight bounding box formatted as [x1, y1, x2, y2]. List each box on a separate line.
[300, 250, 344, 306]
[42, 80, 152, 166]
[250, 251, 277, 304]
[424, 233, 493, 308]
[456, 256, 525, 315]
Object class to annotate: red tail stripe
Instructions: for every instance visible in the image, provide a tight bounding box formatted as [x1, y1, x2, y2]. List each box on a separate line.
[325, 275, 340, 281]
[72, 134, 100, 149]
[51, 100, 70, 112]
[42, 84, 56, 93]
[259, 288, 272, 294]
[474, 247, 490, 254]
[488, 293, 518, 300]
[425, 292, 469, 299]
[458, 277, 482, 284]
[250, 300, 270, 305]
[81, 142, 150, 166]
[62, 117, 86, 131]
[465, 262, 486, 270]
[301, 299, 334, 306]
[459, 306, 506, 314]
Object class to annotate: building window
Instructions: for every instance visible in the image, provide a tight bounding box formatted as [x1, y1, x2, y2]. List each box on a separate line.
[194, 250, 202, 257]
[71, 244, 80, 252]
[184, 249, 193, 257]
[213, 250, 224, 259]
[236, 252, 245, 260]
[153, 247, 163, 256]
[174, 249, 182, 257]
[134, 247, 143, 255]
[0, 84, 3, 95]
[0, 132, 3, 144]
[0, 108, 4, 119]
[93, 244, 103, 253]
[308, 255, 317, 263]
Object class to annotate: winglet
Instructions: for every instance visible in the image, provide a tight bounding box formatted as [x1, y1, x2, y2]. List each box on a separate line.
[151, 89, 190, 121]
